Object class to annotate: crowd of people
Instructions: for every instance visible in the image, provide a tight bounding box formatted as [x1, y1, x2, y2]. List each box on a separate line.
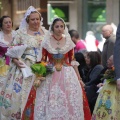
[0, 5, 120, 120]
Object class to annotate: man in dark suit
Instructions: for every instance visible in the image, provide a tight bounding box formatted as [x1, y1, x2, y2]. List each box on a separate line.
[102, 24, 116, 67]
[114, 24, 120, 90]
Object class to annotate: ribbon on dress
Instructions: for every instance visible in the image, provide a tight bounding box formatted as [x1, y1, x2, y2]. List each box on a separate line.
[0, 42, 10, 65]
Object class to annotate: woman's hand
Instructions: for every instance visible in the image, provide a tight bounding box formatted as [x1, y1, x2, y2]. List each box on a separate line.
[79, 79, 85, 87]
[12, 58, 25, 68]
[117, 80, 120, 91]
[97, 83, 104, 88]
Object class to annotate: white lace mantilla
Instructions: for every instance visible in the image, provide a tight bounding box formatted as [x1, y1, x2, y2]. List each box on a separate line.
[42, 33, 75, 54]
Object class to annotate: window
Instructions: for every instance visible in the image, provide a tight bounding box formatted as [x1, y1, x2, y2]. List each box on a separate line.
[17, 0, 40, 13]
[47, 3, 69, 24]
[88, 0, 106, 22]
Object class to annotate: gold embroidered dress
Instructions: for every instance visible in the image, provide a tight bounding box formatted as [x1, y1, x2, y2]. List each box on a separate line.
[1, 27, 47, 120]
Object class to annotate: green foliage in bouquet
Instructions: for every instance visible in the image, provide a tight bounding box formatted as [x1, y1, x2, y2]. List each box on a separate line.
[31, 62, 54, 88]
[31, 63, 47, 77]
[101, 67, 115, 83]
[31, 61, 54, 77]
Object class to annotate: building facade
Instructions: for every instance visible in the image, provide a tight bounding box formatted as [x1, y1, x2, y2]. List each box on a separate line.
[0, 0, 119, 39]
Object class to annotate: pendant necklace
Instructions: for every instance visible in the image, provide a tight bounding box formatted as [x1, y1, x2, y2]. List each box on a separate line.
[52, 35, 63, 45]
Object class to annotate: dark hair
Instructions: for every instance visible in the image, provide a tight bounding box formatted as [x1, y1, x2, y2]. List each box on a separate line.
[26, 11, 41, 23]
[75, 52, 88, 80]
[15, 27, 19, 31]
[0, 16, 12, 29]
[69, 29, 79, 39]
[51, 18, 65, 32]
[87, 51, 101, 68]
[75, 52, 86, 67]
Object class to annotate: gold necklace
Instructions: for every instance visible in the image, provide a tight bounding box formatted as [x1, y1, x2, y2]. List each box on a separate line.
[52, 35, 63, 45]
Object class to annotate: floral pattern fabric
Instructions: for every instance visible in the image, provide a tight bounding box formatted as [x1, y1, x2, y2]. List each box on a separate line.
[34, 66, 84, 120]
[91, 82, 120, 120]
[1, 28, 46, 120]
[0, 30, 16, 119]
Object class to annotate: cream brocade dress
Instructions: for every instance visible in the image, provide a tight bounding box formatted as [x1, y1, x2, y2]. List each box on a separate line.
[0, 30, 16, 118]
[0, 30, 16, 80]
[1, 27, 47, 120]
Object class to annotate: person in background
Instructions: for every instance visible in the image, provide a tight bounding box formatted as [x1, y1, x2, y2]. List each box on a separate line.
[84, 51, 104, 85]
[97, 35, 106, 54]
[1, 6, 47, 120]
[96, 55, 114, 89]
[114, 23, 120, 91]
[75, 52, 91, 119]
[101, 24, 116, 67]
[85, 31, 99, 52]
[75, 52, 89, 82]
[92, 55, 120, 120]
[0, 15, 16, 119]
[86, 55, 114, 114]
[84, 51, 103, 114]
[69, 29, 86, 53]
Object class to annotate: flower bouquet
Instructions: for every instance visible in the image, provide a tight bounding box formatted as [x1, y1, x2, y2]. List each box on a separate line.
[5, 44, 33, 78]
[101, 66, 115, 83]
[31, 61, 54, 88]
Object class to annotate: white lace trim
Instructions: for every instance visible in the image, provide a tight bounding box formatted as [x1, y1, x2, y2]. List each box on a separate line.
[42, 33, 75, 54]
[0, 30, 16, 45]
[15, 27, 47, 62]
[34, 66, 84, 120]
[16, 26, 47, 36]
[19, 6, 43, 30]
[71, 60, 79, 66]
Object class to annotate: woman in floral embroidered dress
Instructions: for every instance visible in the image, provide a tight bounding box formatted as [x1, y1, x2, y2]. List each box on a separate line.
[91, 55, 120, 120]
[22, 18, 92, 120]
[1, 6, 47, 120]
[0, 16, 16, 119]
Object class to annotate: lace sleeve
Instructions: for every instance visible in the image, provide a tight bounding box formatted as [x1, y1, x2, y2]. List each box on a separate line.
[71, 60, 80, 66]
